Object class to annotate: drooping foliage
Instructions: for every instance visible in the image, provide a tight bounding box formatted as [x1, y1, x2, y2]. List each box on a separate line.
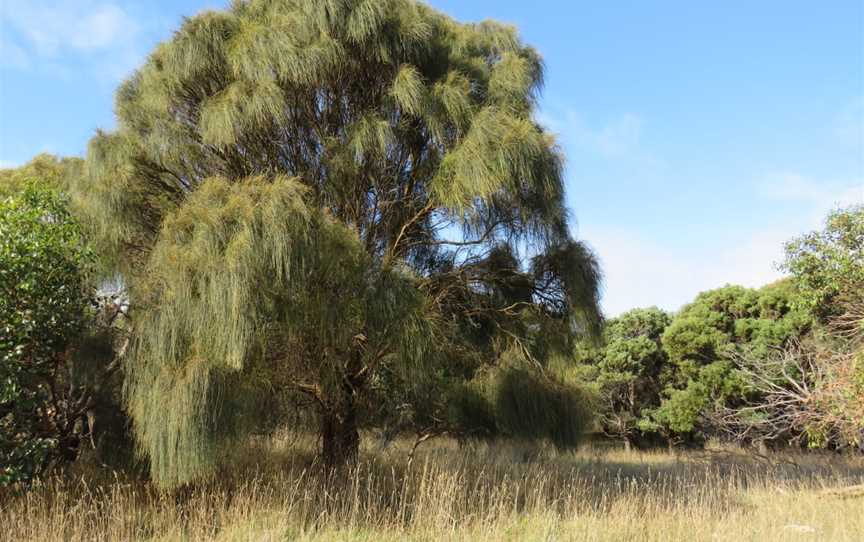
[126, 176, 435, 485]
[492, 365, 594, 450]
[439, 349, 595, 450]
[0, 154, 83, 199]
[77, 0, 602, 487]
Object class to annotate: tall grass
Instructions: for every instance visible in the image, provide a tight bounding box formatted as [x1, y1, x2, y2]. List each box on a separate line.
[2, 433, 863, 541]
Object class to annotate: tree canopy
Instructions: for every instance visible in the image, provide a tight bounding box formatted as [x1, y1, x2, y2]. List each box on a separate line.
[574, 307, 670, 447]
[0, 154, 83, 200]
[75, 0, 602, 487]
[783, 205, 864, 321]
[573, 282, 815, 447]
[649, 281, 811, 441]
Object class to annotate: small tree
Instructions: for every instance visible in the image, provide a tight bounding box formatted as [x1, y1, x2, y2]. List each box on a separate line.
[574, 307, 670, 449]
[76, 0, 602, 487]
[717, 207, 864, 449]
[0, 185, 105, 484]
[782, 205, 864, 321]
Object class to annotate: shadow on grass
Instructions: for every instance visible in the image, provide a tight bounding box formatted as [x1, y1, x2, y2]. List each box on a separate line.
[4, 433, 863, 539]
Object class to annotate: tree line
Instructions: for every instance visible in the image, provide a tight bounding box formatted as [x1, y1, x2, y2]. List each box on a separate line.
[574, 208, 863, 452]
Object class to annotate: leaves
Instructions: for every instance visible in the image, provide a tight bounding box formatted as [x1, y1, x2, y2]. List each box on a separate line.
[0, 183, 92, 485]
[783, 205, 864, 319]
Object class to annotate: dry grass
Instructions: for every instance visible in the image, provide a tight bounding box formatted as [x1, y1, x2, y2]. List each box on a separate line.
[2, 433, 863, 541]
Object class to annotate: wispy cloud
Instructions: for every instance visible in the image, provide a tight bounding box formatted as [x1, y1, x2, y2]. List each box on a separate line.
[0, 0, 144, 81]
[3, 1, 136, 54]
[585, 226, 788, 317]
[538, 109, 647, 159]
[759, 173, 864, 225]
[0, 160, 20, 169]
[573, 113, 644, 158]
[587, 173, 863, 316]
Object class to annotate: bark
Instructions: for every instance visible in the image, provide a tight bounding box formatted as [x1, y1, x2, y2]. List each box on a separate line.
[320, 384, 360, 470]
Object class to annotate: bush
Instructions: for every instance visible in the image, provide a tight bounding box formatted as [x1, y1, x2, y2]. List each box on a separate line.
[0, 184, 126, 484]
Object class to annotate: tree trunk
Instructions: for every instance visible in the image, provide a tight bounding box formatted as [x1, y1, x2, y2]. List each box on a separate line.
[320, 388, 359, 470]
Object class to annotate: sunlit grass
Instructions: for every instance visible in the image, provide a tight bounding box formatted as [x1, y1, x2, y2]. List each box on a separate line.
[3, 433, 862, 541]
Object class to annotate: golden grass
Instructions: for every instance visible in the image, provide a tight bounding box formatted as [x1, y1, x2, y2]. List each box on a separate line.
[2, 433, 862, 541]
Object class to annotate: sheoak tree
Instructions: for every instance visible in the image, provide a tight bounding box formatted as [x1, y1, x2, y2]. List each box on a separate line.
[77, 0, 602, 487]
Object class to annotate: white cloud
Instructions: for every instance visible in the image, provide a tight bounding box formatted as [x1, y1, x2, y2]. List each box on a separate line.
[0, 1, 143, 80]
[759, 173, 864, 226]
[538, 109, 647, 159]
[1, 1, 137, 55]
[0, 160, 19, 169]
[584, 226, 787, 317]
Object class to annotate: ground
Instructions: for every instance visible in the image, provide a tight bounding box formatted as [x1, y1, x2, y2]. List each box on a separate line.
[2, 433, 863, 541]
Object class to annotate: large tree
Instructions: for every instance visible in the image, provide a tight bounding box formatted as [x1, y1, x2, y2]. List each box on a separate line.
[76, 0, 602, 487]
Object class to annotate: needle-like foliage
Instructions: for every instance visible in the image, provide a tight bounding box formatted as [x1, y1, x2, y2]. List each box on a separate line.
[76, 0, 602, 487]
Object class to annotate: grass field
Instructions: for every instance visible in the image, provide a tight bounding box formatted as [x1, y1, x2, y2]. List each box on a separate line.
[2, 433, 863, 541]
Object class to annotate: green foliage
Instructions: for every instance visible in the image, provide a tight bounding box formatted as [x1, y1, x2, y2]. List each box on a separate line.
[446, 362, 594, 449]
[0, 185, 92, 485]
[493, 366, 593, 449]
[570, 283, 812, 446]
[651, 282, 811, 442]
[0, 154, 83, 199]
[783, 206, 864, 320]
[771, 206, 864, 448]
[127, 176, 435, 486]
[573, 307, 671, 444]
[447, 377, 499, 438]
[77, 0, 602, 487]
[646, 381, 709, 435]
[662, 282, 809, 372]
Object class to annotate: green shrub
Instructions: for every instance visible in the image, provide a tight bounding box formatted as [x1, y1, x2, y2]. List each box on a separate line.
[0, 184, 98, 485]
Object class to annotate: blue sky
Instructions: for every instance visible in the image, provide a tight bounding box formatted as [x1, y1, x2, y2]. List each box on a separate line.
[1, 0, 862, 315]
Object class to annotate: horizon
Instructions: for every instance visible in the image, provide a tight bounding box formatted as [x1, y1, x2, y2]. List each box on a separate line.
[1, 0, 862, 316]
